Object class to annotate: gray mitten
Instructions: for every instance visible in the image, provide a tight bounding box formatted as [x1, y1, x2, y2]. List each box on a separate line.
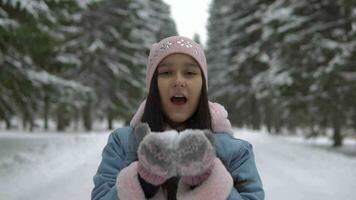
[135, 123, 179, 186]
[176, 129, 216, 186]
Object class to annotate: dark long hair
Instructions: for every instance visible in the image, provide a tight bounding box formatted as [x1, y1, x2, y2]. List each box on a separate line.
[141, 70, 212, 132]
[141, 69, 211, 199]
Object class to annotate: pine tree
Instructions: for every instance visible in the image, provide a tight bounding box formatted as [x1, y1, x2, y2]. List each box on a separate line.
[0, 0, 92, 131]
[0, 0, 177, 131]
[63, 0, 177, 129]
[207, 0, 356, 145]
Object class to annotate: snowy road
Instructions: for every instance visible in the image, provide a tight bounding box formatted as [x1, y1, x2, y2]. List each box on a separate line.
[0, 132, 109, 200]
[1, 129, 355, 200]
[236, 130, 356, 200]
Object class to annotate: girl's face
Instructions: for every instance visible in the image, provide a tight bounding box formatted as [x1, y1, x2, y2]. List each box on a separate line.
[157, 53, 203, 126]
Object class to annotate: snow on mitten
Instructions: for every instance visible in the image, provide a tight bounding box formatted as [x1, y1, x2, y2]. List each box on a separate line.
[135, 123, 179, 186]
[176, 129, 216, 186]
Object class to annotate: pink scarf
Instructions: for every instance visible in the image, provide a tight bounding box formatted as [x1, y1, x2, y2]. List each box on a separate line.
[130, 100, 233, 134]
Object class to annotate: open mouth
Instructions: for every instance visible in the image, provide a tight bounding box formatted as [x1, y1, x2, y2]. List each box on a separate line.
[170, 95, 187, 105]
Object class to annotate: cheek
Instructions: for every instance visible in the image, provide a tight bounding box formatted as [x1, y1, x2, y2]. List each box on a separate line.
[191, 80, 203, 103]
[157, 79, 168, 101]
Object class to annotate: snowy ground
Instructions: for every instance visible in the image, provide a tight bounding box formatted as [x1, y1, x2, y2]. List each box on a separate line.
[0, 128, 355, 200]
[235, 128, 356, 200]
[0, 130, 109, 200]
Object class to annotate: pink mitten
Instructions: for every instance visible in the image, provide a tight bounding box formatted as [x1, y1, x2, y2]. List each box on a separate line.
[176, 129, 216, 186]
[135, 123, 178, 185]
[176, 158, 233, 200]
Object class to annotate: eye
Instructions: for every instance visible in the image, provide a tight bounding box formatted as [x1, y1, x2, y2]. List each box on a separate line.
[158, 71, 172, 76]
[185, 71, 198, 76]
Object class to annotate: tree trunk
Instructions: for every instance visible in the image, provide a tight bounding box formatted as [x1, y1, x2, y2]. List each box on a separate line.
[56, 104, 70, 132]
[251, 96, 261, 130]
[108, 114, 113, 130]
[74, 107, 79, 131]
[272, 119, 282, 134]
[29, 121, 34, 132]
[83, 100, 92, 131]
[44, 94, 49, 131]
[332, 116, 343, 147]
[5, 117, 12, 130]
[22, 114, 27, 130]
[266, 123, 272, 133]
[264, 99, 272, 134]
[57, 111, 66, 131]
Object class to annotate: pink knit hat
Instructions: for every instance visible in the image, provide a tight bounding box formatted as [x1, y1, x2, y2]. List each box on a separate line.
[146, 36, 208, 91]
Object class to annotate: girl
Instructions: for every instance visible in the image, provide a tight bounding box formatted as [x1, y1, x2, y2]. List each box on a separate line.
[91, 36, 264, 200]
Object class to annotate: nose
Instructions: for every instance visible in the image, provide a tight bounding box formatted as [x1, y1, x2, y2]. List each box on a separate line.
[173, 73, 185, 88]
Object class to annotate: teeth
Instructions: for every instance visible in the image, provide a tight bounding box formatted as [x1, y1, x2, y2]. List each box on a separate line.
[173, 95, 184, 98]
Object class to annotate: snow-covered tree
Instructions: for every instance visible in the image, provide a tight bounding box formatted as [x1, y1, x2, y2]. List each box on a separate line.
[207, 0, 274, 129]
[59, 0, 177, 129]
[207, 0, 356, 146]
[193, 33, 201, 44]
[0, 0, 176, 131]
[0, 0, 93, 131]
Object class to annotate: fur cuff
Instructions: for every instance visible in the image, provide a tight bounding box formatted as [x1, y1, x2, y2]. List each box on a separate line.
[176, 158, 233, 200]
[116, 161, 165, 200]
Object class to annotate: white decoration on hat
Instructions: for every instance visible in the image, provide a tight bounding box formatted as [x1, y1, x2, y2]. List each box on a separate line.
[160, 41, 173, 50]
[194, 48, 199, 55]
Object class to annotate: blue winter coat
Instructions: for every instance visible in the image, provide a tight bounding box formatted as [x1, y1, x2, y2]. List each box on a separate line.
[91, 127, 264, 200]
